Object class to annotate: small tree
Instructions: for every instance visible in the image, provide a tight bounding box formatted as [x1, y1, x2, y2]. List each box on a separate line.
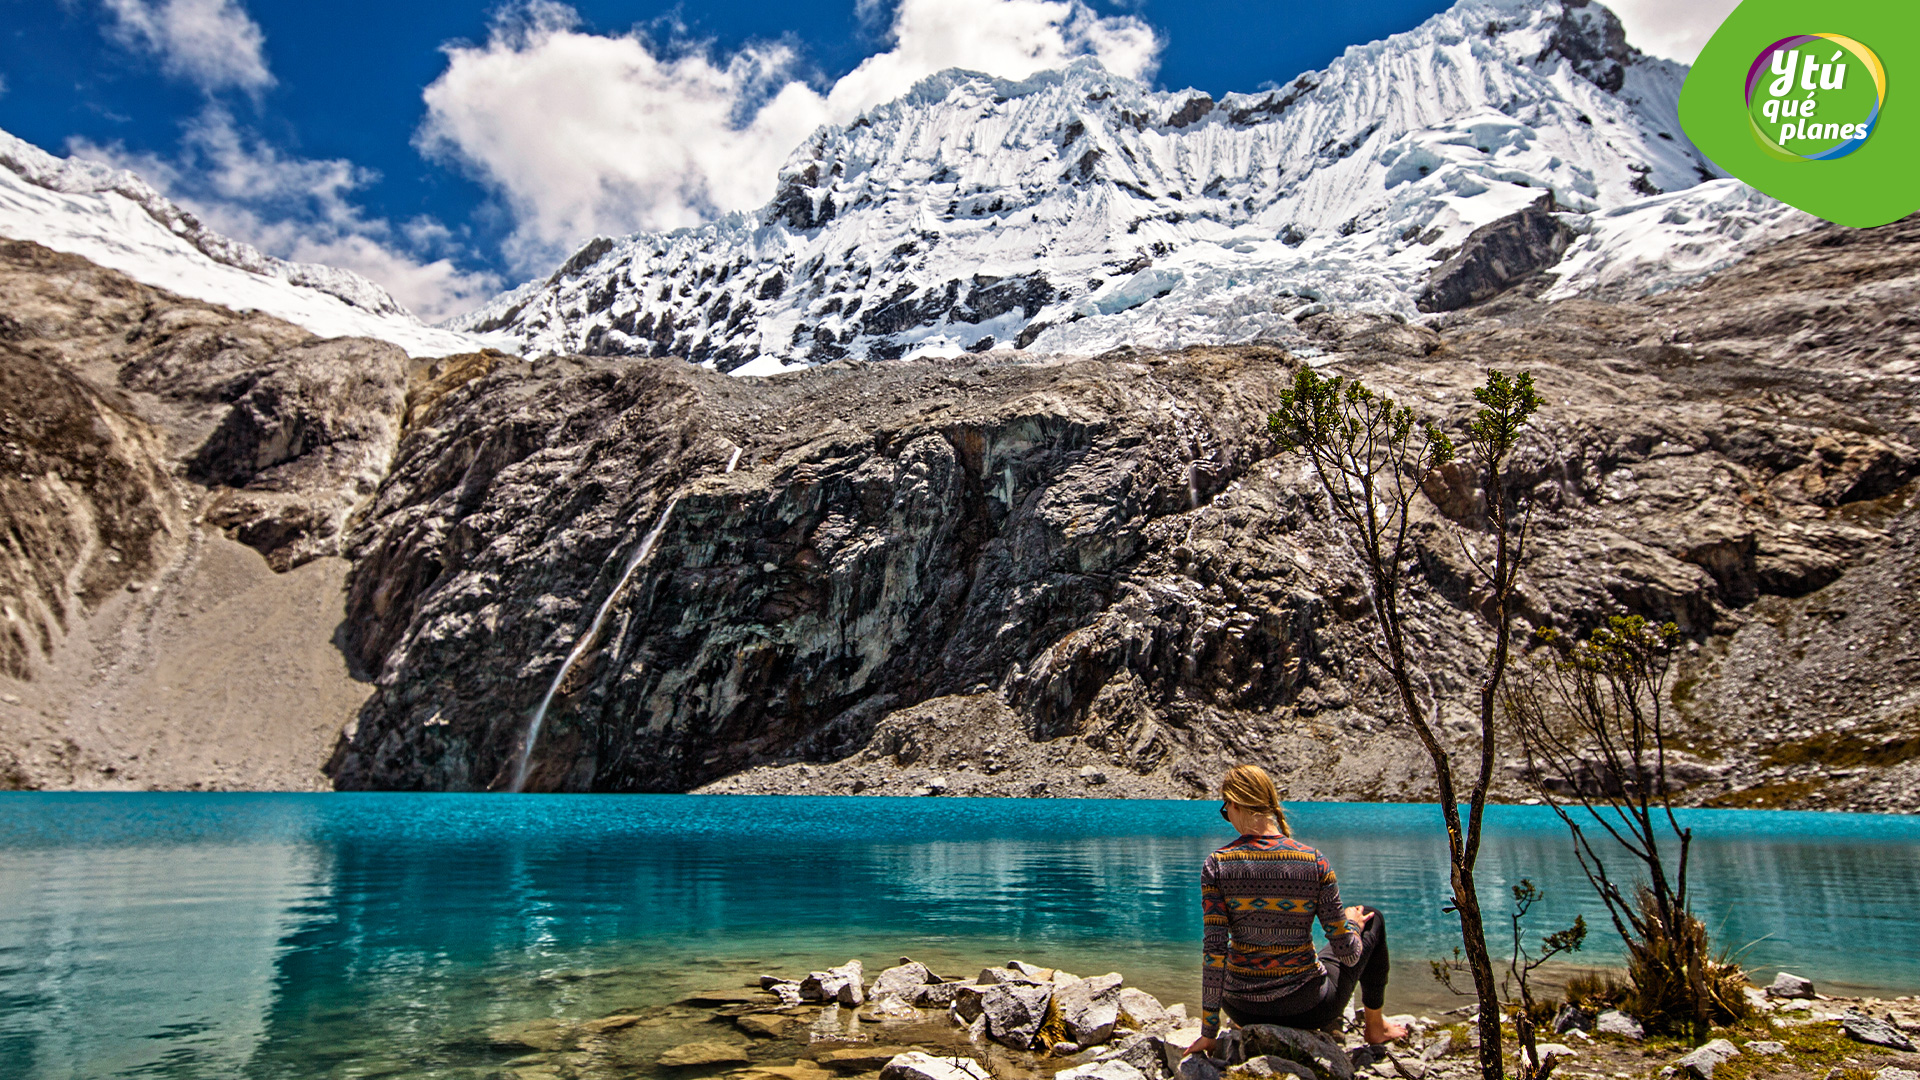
[1269, 367, 1543, 1080]
[1431, 879, 1586, 1080]
[1505, 880, 1586, 1080]
[1502, 616, 1748, 1038]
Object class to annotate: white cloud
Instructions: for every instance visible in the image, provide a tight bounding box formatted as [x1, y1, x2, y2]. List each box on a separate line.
[99, 0, 274, 94]
[70, 109, 501, 322]
[418, 0, 1161, 272]
[1607, 0, 1741, 64]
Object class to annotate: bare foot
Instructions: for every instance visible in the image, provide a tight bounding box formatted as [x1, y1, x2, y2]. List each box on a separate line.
[1361, 1009, 1408, 1045]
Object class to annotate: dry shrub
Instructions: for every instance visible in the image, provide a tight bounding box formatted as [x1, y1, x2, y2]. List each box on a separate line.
[1621, 888, 1751, 1034]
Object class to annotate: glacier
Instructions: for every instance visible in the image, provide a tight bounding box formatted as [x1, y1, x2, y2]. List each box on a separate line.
[452, 0, 1815, 370]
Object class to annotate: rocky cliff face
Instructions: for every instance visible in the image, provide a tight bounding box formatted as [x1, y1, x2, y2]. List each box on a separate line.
[0, 239, 413, 788]
[329, 215, 1920, 810]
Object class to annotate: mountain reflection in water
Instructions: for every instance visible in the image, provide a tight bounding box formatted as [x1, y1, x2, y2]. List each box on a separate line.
[2, 795, 1916, 1079]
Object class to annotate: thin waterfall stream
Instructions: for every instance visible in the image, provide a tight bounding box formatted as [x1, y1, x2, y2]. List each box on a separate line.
[508, 497, 680, 792]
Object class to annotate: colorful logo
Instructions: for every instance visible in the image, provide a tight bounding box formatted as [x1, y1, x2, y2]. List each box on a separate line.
[1745, 34, 1886, 160]
[1679, 0, 1915, 228]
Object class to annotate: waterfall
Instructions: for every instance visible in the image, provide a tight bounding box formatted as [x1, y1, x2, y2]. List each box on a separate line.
[508, 497, 679, 793]
[726, 447, 742, 473]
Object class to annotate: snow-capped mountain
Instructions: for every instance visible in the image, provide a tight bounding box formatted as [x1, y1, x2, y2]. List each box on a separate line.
[0, 129, 499, 359]
[455, 0, 1812, 372]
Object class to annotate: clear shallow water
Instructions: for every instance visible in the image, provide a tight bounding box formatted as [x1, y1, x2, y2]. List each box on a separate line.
[2, 794, 1918, 1079]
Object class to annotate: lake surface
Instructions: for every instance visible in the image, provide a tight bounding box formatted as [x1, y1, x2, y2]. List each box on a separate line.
[2, 794, 1918, 1079]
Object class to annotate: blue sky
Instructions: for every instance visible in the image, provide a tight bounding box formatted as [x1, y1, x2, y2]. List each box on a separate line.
[0, 0, 1727, 320]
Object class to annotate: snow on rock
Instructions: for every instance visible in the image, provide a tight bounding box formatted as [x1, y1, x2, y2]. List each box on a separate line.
[0, 128, 504, 359]
[454, 0, 1814, 370]
[1545, 180, 1817, 301]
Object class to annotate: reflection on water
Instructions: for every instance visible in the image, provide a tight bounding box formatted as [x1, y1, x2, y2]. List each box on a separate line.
[1, 795, 1917, 1079]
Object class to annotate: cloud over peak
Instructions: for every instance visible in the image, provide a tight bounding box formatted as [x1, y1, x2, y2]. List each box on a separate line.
[418, 0, 1162, 272]
[99, 0, 274, 94]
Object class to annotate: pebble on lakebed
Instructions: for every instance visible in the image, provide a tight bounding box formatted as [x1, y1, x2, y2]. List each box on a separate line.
[483, 962, 1920, 1080]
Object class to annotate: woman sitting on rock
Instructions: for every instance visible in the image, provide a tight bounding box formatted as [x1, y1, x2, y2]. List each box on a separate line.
[1185, 764, 1406, 1054]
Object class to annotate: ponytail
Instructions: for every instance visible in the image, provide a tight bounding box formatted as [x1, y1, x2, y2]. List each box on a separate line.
[1221, 763, 1292, 837]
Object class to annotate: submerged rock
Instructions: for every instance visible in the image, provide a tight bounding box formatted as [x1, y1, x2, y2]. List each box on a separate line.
[658, 1040, 753, 1066]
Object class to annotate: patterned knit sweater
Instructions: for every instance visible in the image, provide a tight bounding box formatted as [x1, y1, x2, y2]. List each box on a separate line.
[1199, 834, 1361, 1036]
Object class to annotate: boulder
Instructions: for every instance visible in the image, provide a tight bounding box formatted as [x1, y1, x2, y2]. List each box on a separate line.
[1178, 1057, 1224, 1080]
[1419, 1032, 1451, 1062]
[658, 1040, 754, 1067]
[1535, 1044, 1577, 1066]
[880, 1052, 994, 1080]
[952, 984, 988, 1023]
[1878, 1069, 1920, 1080]
[1672, 1038, 1740, 1080]
[1551, 1005, 1595, 1034]
[873, 960, 941, 999]
[860, 994, 924, 1021]
[1009, 960, 1058, 981]
[1595, 1010, 1643, 1040]
[1057, 1062, 1149, 1080]
[801, 961, 866, 1006]
[1843, 1012, 1918, 1052]
[1090, 1031, 1176, 1078]
[1743, 1041, 1785, 1055]
[1056, 973, 1127, 1045]
[1238, 1025, 1355, 1080]
[910, 982, 965, 1008]
[1119, 988, 1173, 1033]
[982, 981, 1055, 1049]
[1228, 1056, 1317, 1080]
[1767, 972, 1816, 999]
[770, 983, 805, 1007]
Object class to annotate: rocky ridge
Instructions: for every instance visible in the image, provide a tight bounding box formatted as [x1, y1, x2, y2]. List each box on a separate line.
[329, 214, 1920, 811]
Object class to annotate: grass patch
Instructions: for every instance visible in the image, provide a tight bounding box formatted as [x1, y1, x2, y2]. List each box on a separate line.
[1703, 779, 1823, 809]
[1758, 728, 1920, 770]
[1709, 1017, 1882, 1080]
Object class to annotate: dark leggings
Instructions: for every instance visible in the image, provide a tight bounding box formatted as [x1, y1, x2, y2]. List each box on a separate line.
[1221, 906, 1391, 1031]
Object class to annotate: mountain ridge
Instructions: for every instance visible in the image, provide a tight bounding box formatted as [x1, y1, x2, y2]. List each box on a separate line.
[450, 0, 1812, 370]
[0, 129, 499, 359]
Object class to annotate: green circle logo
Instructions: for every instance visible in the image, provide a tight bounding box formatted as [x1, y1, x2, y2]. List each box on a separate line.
[1746, 34, 1886, 160]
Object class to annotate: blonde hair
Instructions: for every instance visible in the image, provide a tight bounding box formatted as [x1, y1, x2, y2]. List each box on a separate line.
[1222, 764, 1292, 837]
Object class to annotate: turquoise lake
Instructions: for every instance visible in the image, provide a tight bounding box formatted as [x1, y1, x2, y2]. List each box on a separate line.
[2, 794, 1918, 1079]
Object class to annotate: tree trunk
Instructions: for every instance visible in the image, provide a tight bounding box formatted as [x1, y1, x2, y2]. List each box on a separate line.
[1454, 871, 1504, 1080]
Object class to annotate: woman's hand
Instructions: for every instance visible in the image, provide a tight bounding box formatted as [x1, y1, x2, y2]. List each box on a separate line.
[1344, 905, 1374, 928]
[1185, 1034, 1217, 1058]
